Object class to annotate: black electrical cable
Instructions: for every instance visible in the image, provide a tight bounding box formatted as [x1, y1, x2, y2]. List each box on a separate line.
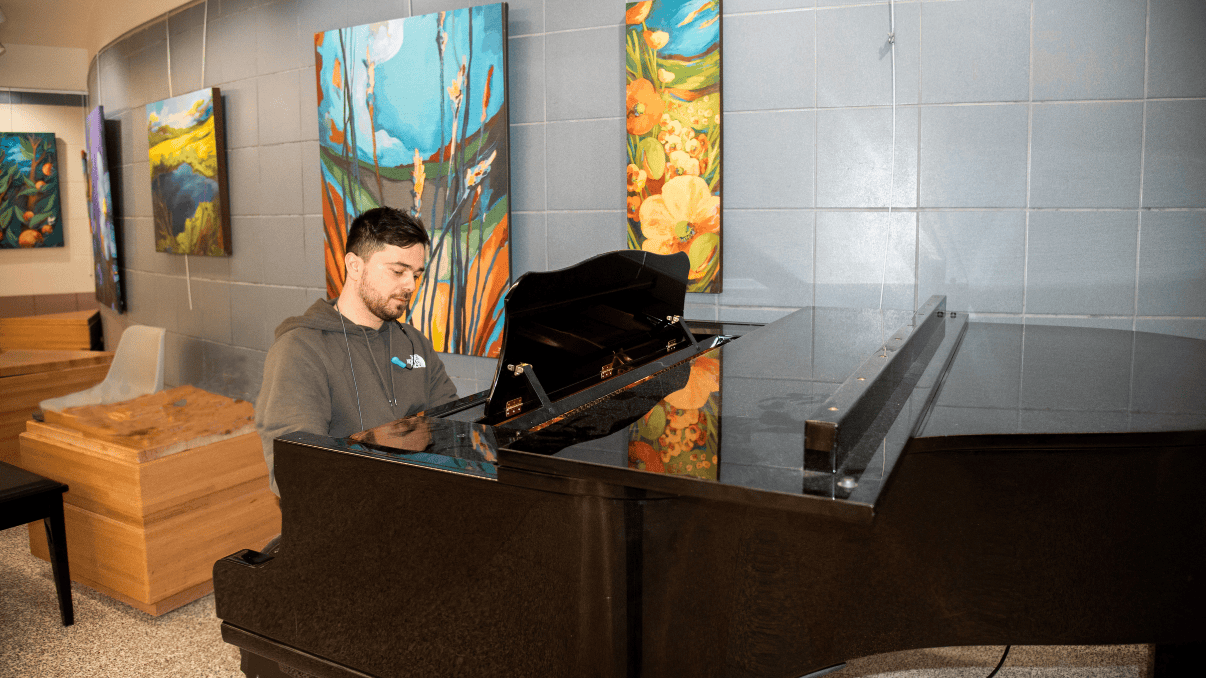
[984, 645, 1011, 678]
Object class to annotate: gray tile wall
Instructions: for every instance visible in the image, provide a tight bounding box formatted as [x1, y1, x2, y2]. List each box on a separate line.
[90, 0, 1206, 404]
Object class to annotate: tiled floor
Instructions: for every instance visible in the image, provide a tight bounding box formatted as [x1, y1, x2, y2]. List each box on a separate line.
[0, 527, 1150, 677]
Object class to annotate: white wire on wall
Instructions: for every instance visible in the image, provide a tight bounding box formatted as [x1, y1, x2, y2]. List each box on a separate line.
[163, 0, 211, 311]
[877, 0, 898, 354]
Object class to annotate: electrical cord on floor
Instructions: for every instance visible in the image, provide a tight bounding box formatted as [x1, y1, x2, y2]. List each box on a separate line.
[984, 645, 1011, 678]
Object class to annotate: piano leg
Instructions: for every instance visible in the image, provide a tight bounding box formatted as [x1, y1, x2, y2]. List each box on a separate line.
[240, 649, 298, 678]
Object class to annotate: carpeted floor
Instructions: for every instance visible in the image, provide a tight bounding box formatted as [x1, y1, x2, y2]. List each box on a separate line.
[0, 526, 1150, 677]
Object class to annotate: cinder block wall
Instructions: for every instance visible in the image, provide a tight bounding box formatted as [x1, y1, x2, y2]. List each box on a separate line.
[88, 0, 1205, 402]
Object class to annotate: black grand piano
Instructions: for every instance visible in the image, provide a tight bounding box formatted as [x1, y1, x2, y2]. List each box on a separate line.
[214, 251, 1205, 678]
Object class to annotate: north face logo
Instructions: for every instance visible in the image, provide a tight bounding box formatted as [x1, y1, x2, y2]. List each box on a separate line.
[392, 355, 427, 370]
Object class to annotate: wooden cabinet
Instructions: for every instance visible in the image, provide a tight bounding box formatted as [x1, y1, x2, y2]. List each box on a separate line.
[0, 309, 102, 351]
[17, 385, 281, 616]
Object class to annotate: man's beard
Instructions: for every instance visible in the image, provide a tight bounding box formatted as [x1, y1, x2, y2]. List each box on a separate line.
[360, 286, 409, 322]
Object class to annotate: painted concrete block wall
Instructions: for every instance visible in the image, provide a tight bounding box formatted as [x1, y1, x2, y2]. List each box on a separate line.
[87, 0, 1205, 404]
[0, 93, 93, 296]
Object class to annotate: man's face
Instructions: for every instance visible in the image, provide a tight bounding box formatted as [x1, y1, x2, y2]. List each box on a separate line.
[356, 243, 426, 322]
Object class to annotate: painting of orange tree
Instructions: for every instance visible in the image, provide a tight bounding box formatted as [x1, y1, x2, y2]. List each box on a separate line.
[628, 349, 721, 480]
[147, 88, 231, 255]
[626, 0, 721, 293]
[315, 4, 511, 357]
[0, 132, 63, 249]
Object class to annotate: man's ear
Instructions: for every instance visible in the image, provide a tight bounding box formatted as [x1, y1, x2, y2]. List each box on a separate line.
[344, 251, 362, 281]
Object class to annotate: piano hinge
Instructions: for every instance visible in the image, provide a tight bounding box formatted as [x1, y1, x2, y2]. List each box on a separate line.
[506, 397, 523, 417]
[601, 364, 614, 379]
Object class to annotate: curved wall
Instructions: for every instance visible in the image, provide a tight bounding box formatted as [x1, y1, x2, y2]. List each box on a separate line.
[88, 0, 1206, 403]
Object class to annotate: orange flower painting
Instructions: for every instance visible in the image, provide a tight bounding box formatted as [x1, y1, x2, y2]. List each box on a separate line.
[626, 0, 722, 293]
[628, 350, 721, 480]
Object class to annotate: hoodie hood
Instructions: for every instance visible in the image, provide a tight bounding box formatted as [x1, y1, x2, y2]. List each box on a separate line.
[276, 298, 378, 338]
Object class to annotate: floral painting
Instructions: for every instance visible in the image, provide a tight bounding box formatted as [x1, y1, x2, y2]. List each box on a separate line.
[0, 132, 63, 249]
[86, 106, 124, 312]
[147, 87, 231, 256]
[626, 0, 722, 293]
[315, 4, 511, 357]
[628, 349, 721, 480]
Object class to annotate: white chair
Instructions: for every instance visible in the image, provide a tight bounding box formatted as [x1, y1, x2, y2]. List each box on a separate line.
[39, 325, 166, 413]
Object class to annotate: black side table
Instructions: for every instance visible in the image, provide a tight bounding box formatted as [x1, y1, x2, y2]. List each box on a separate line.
[0, 460, 74, 626]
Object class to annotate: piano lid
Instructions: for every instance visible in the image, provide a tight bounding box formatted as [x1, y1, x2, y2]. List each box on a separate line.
[482, 250, 696, 423]
[324, 293, 1206, 524]
[495, 302, 1206, 522]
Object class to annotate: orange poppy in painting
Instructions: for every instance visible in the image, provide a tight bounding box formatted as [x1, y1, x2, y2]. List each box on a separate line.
[643, 29, 669, 50]
[628, 440, 664, 472]
[665, 355, 720, 410]
[626, 2, 652, 25]
[637, 175, 719, 256]
[626, 78, 663, 135]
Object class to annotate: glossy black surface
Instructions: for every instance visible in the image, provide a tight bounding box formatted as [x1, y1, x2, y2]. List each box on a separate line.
[918, 323, 1206, 438]
[214, 306, 1206, 677]
[484, 250, 693, 422]
[500, 304, 947, 521]
[216, 425, 1206, 678]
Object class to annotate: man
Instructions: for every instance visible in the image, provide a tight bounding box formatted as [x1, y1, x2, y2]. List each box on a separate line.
[256, 207, 458, 496]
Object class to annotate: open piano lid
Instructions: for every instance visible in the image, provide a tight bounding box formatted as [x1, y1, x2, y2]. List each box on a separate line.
[481, 250, 697, 423]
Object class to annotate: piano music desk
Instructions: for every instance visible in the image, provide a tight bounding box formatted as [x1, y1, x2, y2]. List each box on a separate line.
[17, 385, 280, 616]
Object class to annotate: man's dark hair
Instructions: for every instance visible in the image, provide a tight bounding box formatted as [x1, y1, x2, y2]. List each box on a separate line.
[345, 207, 430, 260]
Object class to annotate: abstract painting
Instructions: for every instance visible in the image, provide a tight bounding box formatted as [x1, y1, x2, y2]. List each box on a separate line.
[86, 106, 124, 312]
[628, 349, 721, 480]
[147, 87, 231, 256]
[0, 132, 63, 249]
[625, 0, 722, 293]
[315, 4, 511, 357]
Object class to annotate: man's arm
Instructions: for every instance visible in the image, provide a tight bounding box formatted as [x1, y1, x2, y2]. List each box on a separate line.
[255, 336, 332, 496]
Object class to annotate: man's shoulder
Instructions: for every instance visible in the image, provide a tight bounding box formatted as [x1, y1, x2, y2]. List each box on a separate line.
[271, 324, 330, 351]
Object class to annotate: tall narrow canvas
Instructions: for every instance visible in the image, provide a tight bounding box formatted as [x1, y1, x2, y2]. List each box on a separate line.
[625, 1, 722, 293]
[0, 132, 63, 249]
[147, 87, 231, 256]
[86, 106, 124, 312]
[315, 4, 511, 357]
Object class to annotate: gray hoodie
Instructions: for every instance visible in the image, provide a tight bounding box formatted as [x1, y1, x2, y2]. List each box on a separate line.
[255, 298, 458, 495]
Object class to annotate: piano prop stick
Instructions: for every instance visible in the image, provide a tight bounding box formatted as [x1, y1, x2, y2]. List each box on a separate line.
[215, 251, 1205, 678]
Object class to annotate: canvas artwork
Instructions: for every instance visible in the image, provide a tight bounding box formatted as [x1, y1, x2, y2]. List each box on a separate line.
[625, 0, 722, 293]
[86, 106, 125, 312]
[147, 87, 231, 256]
[628, 349, 721, 480]
[315, 4, 511, 357]
[0, 132, 63, 249]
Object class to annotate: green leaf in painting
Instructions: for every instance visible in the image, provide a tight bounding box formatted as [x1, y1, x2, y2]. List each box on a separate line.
[638, 137, 666, 180]
[637, 404, 666, 442]
[687, 232, 720, 293]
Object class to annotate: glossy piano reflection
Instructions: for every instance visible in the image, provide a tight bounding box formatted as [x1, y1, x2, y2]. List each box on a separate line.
[214, 250, 1205, 678]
